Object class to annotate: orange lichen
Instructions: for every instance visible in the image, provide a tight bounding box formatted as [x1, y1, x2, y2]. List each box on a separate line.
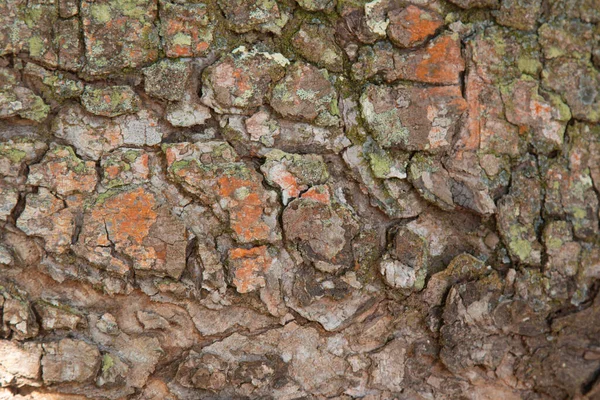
[170, 45, 191, 57]
[270, 167, 302, 200]
[164, 146, 179, 165]
[217, 176, 271, 242]
[105, 165, 120, 179]
[47, 161, 97, 195]
[531, 99, 551, 119]
[29, 146, 98, 196]
[195, 42, 209, 53]
[232, 67, 252, 94]
[412, 34, 464, 84]
[229, 246, 272, 293]
[161, 3, 211, 57]
[98, 187, 157, 245]
[82, 187, 159, 272]
[301, 186, 331, 204]
[402, 6, 442, 44]
[461, 70, 484, 151]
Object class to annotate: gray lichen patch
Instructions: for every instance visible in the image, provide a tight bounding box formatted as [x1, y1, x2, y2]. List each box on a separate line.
[81, 85, 141, 117]
[201, 46, 288, 115]
[143, 59, 191, 102]
[269, 61, 340, 127]
[360, 83, 466, 152]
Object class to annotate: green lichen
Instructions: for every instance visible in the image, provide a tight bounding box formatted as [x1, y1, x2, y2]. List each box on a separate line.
[90, 3, 112, 23]
[172, 32, 192, 47]
[23, 6, 44, 28]
[360, 86, 408, 148]
[329, 97, 340, 117]
[546, 91, 572, 121]
[546, 46, 565, 59]
[368, 152, 392, 179]
[41, 74, 84, 101]
[517, 56, 542, 76]
[56, 145, 91, 175]
[81, 86, 140, 117]
[19, 95, 49, 122]
[0, 148, 27, 163]
[105, 178, 125, 188]
[572, 207, 588, 220]
[93, 186, 135, 206]
[511, 238, 533, 262]
[124, 150, 140, 163]
[169, 160, 193, 175]
[28, 36, 44, 58]
[545, 236, 563, 250]
[102, 354, 114, 373]
[296, 88, 317, 101]
[114, 0, 148, 20]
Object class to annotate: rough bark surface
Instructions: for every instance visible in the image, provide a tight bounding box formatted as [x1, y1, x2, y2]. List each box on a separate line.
[0, 0, 599, 399]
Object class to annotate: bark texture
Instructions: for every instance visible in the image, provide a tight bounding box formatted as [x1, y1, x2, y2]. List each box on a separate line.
[0, 0, 600, 398]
